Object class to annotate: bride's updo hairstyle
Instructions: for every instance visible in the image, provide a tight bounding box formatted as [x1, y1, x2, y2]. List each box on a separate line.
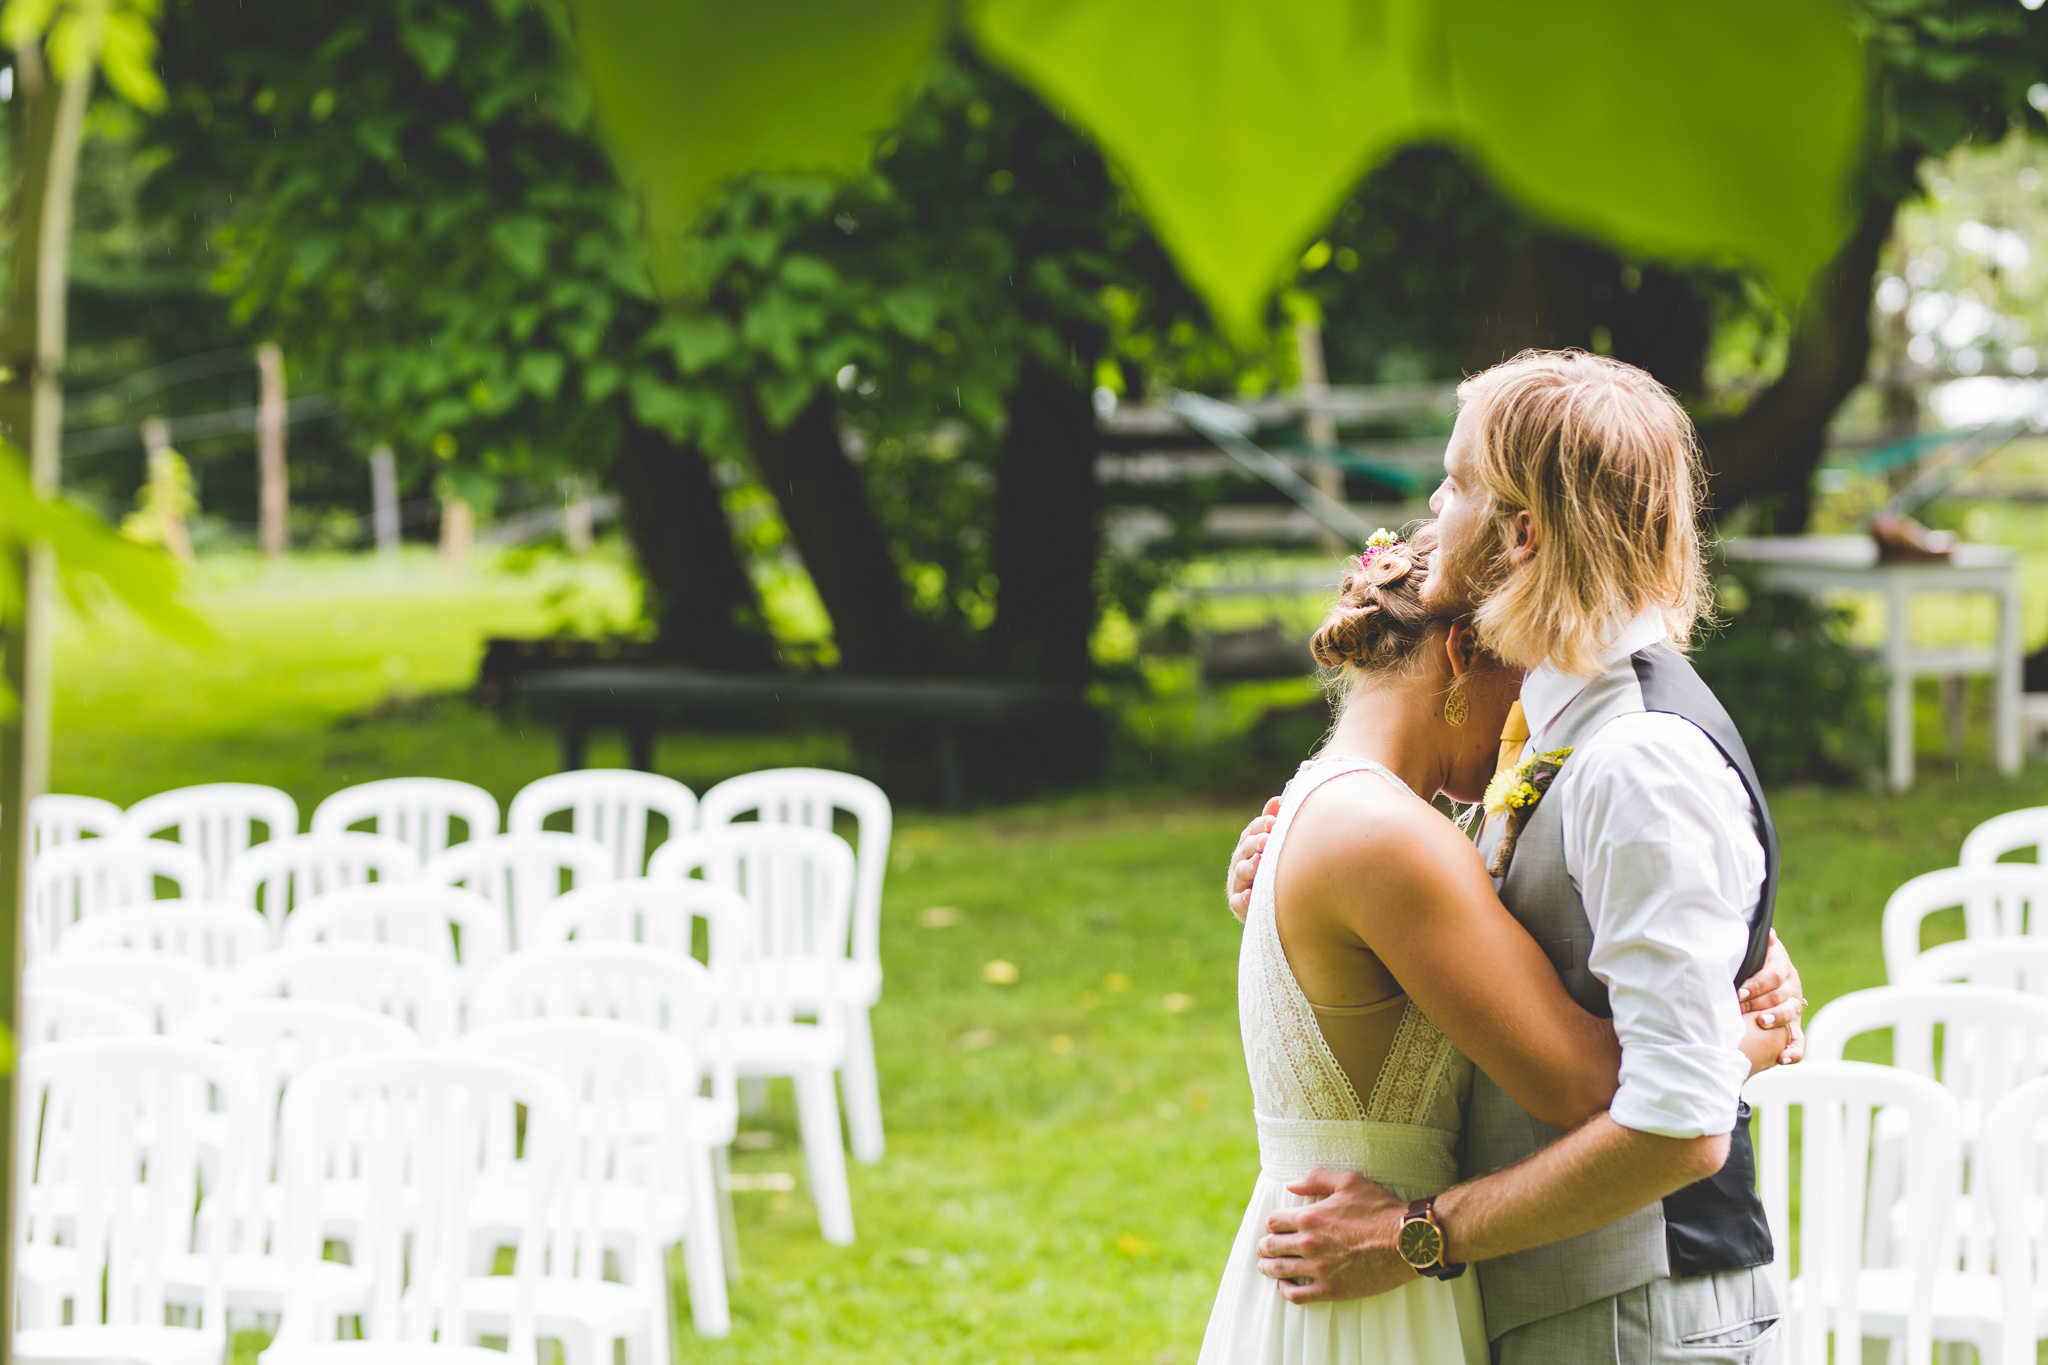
[1311, 523, 1440, 680]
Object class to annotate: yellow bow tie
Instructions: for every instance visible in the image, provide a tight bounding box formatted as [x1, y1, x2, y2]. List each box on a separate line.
[1496, 700, 1529, 775]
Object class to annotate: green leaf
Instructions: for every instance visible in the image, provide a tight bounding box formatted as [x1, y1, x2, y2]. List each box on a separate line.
[658, 313, 737, 374]
[881, 286, 939, 339]
[517, 349, 567, 398]
[489, 216, 550, 277]
[563, 0, 948, 285]
[400, 21, 460, 81]
[969, 0, 1864, 336]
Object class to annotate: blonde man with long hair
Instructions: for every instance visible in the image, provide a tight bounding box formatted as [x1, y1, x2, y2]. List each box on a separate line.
[1221, 351, 1803, 1363]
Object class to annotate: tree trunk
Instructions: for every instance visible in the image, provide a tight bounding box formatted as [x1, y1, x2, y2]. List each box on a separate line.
[613, 418, 777, 670]
[0, 44, 91, 1363]
[1696, 189, 1902, 528]
[990, 355, 1101, 684]
[748, 391, 940, 676]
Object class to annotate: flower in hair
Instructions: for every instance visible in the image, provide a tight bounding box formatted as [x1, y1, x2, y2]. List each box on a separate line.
[1358, 527, 1404, 571]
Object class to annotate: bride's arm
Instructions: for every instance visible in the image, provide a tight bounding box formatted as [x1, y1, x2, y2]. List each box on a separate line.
[1280, 786, 1620, 1131]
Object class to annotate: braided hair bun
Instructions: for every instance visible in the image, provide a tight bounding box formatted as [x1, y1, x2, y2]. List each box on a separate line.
[1310, 523, 1440, 675]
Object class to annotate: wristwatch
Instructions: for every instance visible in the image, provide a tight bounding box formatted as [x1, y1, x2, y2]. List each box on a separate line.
[1396, 1197, 1467, 1280]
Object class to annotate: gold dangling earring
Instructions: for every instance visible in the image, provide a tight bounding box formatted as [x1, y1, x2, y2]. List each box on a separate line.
[1443, 681, 1470, 728]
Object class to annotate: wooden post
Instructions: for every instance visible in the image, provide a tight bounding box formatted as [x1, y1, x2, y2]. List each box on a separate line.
[1292, 318, 1347, 554]
[563, 476, 594, 553]
[369, 443, 400, 556]
[256, 341, 288, 557]
[440, 496, 473, 569]
[0, 43, 94, 1365]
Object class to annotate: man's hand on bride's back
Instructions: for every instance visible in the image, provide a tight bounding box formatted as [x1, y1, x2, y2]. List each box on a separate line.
[1226, 797, 1283, 922]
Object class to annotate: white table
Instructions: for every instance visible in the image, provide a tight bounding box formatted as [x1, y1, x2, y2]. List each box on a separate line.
[1721, 536, 2022, 792]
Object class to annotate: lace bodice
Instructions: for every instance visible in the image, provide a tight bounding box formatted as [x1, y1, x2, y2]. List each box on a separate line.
[1238, 756, 1472, 1130]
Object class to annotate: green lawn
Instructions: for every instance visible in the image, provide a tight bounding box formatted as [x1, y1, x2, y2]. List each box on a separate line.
[50, 550, 2039, 1362]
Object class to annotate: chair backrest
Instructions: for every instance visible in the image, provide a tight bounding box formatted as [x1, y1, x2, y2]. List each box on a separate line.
[1882, 865, 2048, 982]
[56, 900, 270, 971]
[27, 838, 208, 958]
[176, 998, 419, 1194]
[1983, 1074, 2048, 1365]
[507, 769, 697, 881]
[469, 942, 716, 1045]
[310, 777, 500, 866]
[18, 1036, 256, 1336]
[222, 831, 417, 939]
[28, 793, 123, 858]
[698, 768, 890, 969]
[1807, 983, 2048, 1126]
[22, 985, 151, 1043]
[123, 783, 299, 898]
[1746, 1060, 1959, 1365]
[1897, 935, 2048, 997]
[421, 832, 614, 952]
[457, 1019, 698, 1275]
[1961, 806, 2048, 869]
[281, 883, 507, 968]
[268, 1051, 567, 1362]
[649, 824, 856, 970]
[229, 943, 458, 1043]
[26, 949, 214, 1032]
[531, 877, 752, 969]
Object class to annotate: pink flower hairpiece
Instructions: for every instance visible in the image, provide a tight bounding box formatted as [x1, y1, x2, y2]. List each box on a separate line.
[1358, 527, 1405, 571]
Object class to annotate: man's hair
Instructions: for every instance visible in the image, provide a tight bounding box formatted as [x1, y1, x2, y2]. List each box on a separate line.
[1456, 350, 1711, 676]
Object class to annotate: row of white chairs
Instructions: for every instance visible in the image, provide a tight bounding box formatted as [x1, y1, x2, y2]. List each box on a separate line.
[29, 766, 892, 1166]
[17, 1022, 702, 1365]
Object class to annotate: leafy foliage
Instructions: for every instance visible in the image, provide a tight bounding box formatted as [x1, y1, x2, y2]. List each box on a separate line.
[1, 0, 164, 107]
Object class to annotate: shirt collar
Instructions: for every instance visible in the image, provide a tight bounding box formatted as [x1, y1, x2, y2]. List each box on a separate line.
[1519, 605, 1670, 743]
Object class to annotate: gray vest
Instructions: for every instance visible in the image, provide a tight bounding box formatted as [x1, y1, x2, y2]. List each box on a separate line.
[1463, 646, 1776, 1340]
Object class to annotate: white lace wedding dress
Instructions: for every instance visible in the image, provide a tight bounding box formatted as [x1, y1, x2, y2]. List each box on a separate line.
[1198, 756, 1488, 1365]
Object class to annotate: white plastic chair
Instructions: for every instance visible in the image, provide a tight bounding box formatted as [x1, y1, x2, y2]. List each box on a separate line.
[282, 883, 507, 969]
[460, 1017, 719, 1349]
[27, 838, 208, 958]
[23, 985, 150, 1043]
[29, 793, 124, 857]
[470, 944, 751, 1284]
[26, 950, 214, 1032]
[259, 1052, 570, 1365]
[170, 999, 419, 1322]
[1963, 807, 2048, 868]
[57, 900, 271, 971]
[124, 782, 299, 898]
[1748, 1060, 1963, 1364]
[1983, 1075, 2048, 1364]
[652, 825, 867, 1197]
[224, 831, 417, 940]
[310, 776, 500, 867]
[507, 769, 697, 880]
[532, 878, 752, 969]
[1883, 865, 2048, 983]
[1899, 935, 2048, 997]
[698, 769, 890, 1163]
[230, 943, 458, 1044]
[15, 1037, 256, 1364]
[421, 832, 613, 952]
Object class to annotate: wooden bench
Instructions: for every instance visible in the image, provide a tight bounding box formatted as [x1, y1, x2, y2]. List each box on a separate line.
[513, 667, 1087, 809]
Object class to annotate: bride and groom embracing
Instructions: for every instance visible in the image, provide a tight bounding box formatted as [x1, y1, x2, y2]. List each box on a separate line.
[1202, 351, 1808, 1364]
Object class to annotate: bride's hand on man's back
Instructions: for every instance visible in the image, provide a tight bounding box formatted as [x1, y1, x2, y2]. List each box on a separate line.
[1226, 797, 1283, 922]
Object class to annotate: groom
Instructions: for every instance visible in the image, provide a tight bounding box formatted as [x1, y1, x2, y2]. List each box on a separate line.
[1226, 350, 1800, 1362]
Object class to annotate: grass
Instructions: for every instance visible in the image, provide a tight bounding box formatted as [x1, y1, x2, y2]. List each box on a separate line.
[50, 550, 2048, 1362]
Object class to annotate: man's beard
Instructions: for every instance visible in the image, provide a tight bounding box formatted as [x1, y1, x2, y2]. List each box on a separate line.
[1423, 521, 1504, 618]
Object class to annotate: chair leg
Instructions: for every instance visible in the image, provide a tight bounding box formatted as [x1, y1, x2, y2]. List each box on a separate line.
[793, 1064, 856, 1244]
[842, 1005, 885, 1165]
[642, 1237, 677, 1364]
[711, 1145, 742, 1284]
[683, 1148, 732, 1337]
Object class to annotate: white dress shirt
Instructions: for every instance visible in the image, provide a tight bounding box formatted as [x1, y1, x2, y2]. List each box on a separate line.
[1518, 607, 1765, 1140]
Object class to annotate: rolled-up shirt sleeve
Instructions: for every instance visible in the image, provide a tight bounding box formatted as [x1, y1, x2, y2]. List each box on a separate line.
[1562, 713, 1763, 1139]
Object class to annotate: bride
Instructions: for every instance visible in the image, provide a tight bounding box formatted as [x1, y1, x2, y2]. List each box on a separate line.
[1199, 525, 1792, 1365]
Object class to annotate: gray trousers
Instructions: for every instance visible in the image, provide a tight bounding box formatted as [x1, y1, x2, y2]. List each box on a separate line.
[1490, 1266, 1781, 1365]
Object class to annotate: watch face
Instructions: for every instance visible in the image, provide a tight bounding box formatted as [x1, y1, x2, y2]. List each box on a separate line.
[1397, 1216, 1443, 1268]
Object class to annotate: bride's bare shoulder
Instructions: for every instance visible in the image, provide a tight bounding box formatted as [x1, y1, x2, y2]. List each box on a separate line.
[1283, 769, 1483, 886]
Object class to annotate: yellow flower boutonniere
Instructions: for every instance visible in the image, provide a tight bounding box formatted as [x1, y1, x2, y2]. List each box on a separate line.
[1483, 746, 1572, 877]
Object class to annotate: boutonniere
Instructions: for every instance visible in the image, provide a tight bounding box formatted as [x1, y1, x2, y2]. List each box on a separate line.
[1482, 747, 1573, 877]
